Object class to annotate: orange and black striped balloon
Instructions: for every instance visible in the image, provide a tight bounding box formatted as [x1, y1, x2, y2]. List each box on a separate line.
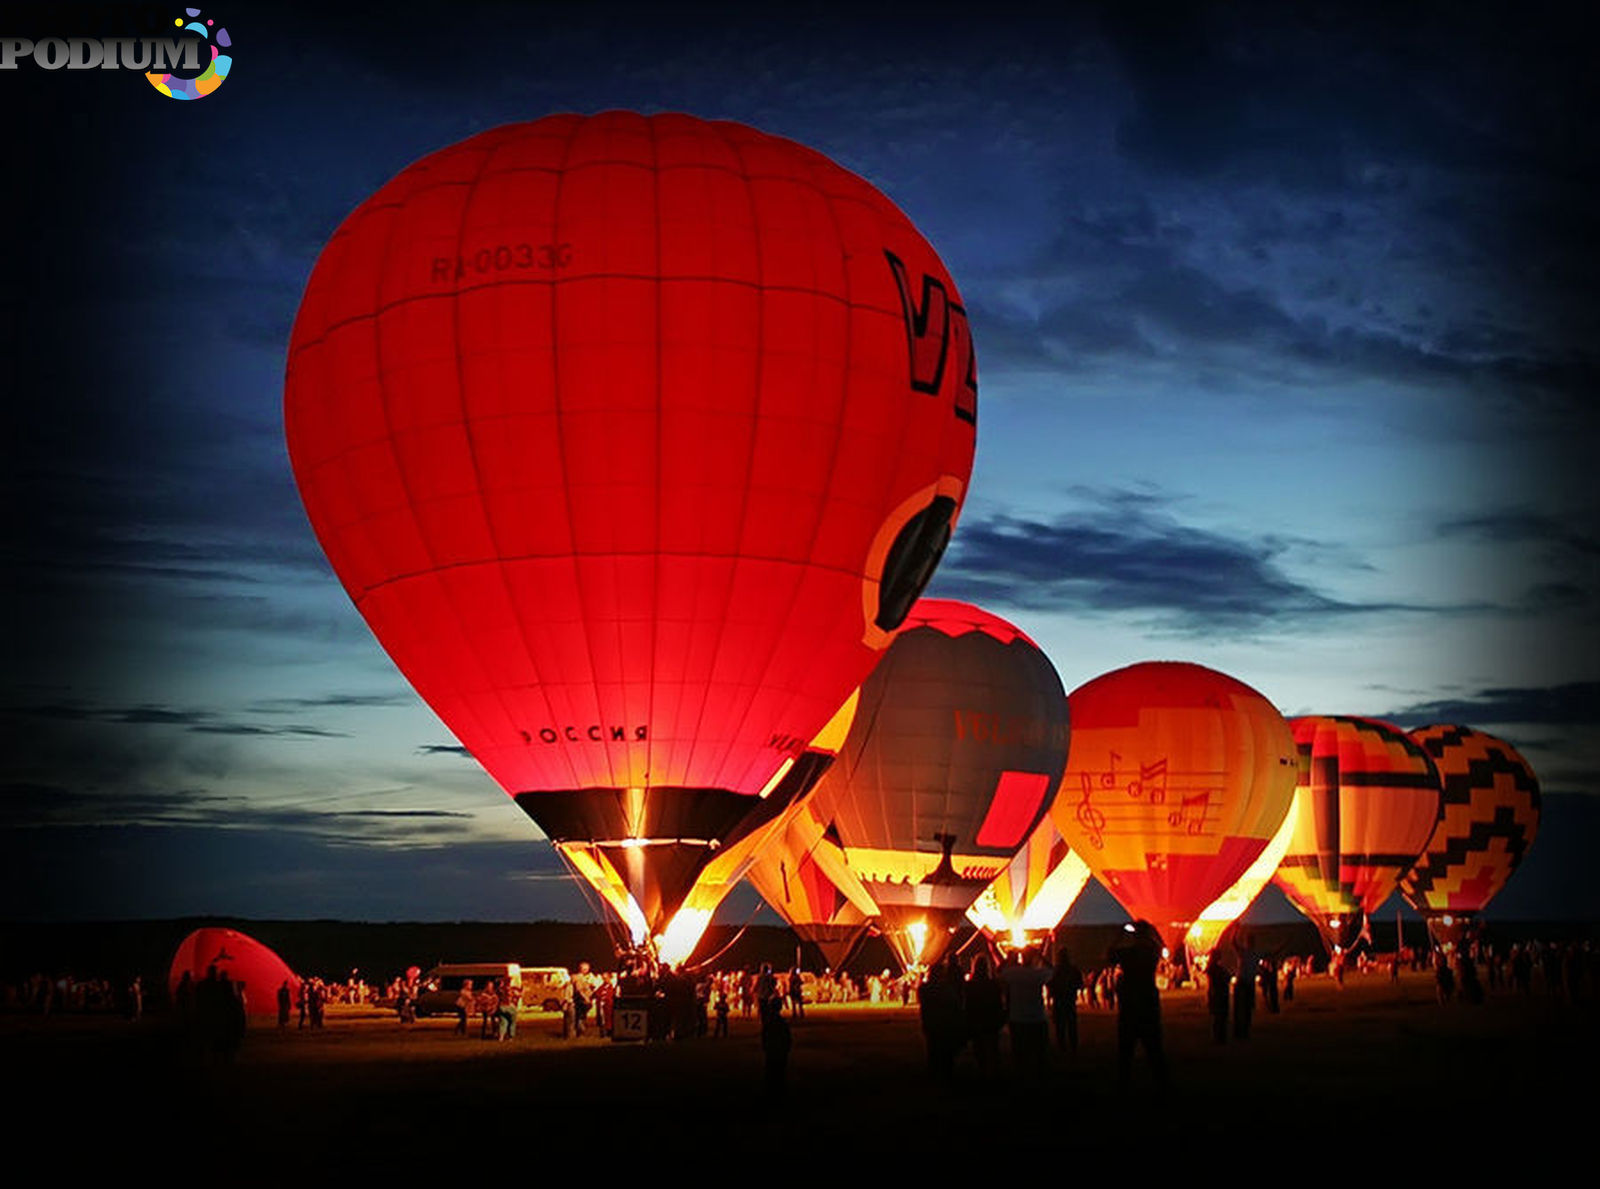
[1273, 716, 1442, 951]
[1400, 725, 1540, 920]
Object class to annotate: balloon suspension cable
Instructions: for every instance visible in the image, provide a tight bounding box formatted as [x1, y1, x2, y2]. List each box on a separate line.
[550, 846, 636, 959]
[954, 927, 986, 961]
[681, 879, 781, 972]
[682, 917, 754, 974]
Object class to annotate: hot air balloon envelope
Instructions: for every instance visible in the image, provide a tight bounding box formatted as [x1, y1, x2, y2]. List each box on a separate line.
[284, 112, 977, 943]
[1051, 662, 1297, 953]
[169, 927, 299, 1016]
[1274, 716, 1443, 954]
[811, 600, 1070, 969]
[1401, 725, 1540, 936]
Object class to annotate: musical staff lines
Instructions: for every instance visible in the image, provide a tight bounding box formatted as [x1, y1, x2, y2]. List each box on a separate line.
[1072, 751, 1222, 849]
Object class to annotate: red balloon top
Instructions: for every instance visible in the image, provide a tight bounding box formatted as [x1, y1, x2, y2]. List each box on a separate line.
[901, 598, 1039, 647]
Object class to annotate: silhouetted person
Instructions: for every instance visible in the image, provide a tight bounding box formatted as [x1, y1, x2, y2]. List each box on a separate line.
[1206, 956, 1232, 1044]
[1109, 921, 1167, 1088]
[756, 962, 779, 1011]
[1232, 932, 1259, 1039]
[1047, 951, 1083, 1056]
[1457, 952, 1483, 1005]
[277, 979, 292, 1028]
[999, 947, 1053, 1073]
[760, 997, 792, 1099]
[964, 955, 1004, 1074]
[1435, 953, 1456, 1004]
[1260, 957, 1280, 1013]
[919, 956, 966, 1081]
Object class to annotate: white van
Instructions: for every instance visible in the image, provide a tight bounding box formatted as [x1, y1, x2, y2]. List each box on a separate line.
[414, 963, 521, 1017]
[520, 966, 572, 1012]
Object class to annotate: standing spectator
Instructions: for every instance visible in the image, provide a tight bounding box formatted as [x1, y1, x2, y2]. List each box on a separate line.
[998, 947, 1054, 1073]
[595, 972, 616, 1037]
[1206, 955, 1232, 1044]
[497, 977, 520, 1040]
[787, 966, 806, 1020]
[964, 955, 1004, 1075]
[1435, 952, 1456, 1004]
[571, 962, 599, 1036]
[756, 962, 779, 1011]
[760, 997, 792, 1099]
[1109, 921, 1168, 1088]
[1231, 932, 1260, 1040]
[1047, 950, 1083, 1056]
[918, 956, 965, 1081]
[454, 979, 474, 1036]
[277, 979, 292, 1029]
[1260, 956, 1281, 1014]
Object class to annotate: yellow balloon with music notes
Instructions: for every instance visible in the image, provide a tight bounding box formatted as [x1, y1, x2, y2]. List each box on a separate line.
[1050, 662, 1298, 954]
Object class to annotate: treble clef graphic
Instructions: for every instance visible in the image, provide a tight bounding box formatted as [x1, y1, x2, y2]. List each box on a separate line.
[1077, 772, 1107, 849]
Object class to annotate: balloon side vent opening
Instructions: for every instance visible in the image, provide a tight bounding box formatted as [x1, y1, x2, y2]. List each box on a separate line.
[876, 495, 956, 631]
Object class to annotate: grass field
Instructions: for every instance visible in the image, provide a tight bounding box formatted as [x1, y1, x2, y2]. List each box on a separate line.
[8, 968, 1592, 1170]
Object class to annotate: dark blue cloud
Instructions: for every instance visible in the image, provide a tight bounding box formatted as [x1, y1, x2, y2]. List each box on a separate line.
[4, 702, 347, 739]
[1386, 682, 1600, 728]
[928, 489, 1422, 629]
[1437, 511, 1600, 557]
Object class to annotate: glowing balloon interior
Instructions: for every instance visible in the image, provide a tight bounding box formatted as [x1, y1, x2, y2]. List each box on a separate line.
[1183, 792, 1301, 963]
[284, 111, 976, 952]
[966, 814, 1092, 952]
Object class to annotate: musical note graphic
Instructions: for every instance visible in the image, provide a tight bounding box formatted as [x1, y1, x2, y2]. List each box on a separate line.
[1167, 789, 1212, 832]
[1076, 772, 1107, 849]
[1128, 758, 1168, 804]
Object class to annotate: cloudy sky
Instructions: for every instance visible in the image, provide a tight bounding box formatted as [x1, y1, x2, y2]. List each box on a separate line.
[3, 1, 1595, 924]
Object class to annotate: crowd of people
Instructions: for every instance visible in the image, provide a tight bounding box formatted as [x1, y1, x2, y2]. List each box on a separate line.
[7, 935, 1595, 1034]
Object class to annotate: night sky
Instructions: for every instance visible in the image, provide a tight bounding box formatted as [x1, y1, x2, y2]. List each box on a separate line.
[3, 1, 1596, 925]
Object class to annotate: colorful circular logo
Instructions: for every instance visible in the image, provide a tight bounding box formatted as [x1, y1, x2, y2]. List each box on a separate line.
[146, 9, 230, 100]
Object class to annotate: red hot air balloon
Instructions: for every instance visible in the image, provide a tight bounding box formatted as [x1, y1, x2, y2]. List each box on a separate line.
[285, 112, 976, 953]
[1051, 662, 1298, 955]
[809, 599, 1070, 970]
[169, 927, 299, 1017]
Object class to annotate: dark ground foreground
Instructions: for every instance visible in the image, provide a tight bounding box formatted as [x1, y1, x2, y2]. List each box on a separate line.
[7, 970, 1594, 1171]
